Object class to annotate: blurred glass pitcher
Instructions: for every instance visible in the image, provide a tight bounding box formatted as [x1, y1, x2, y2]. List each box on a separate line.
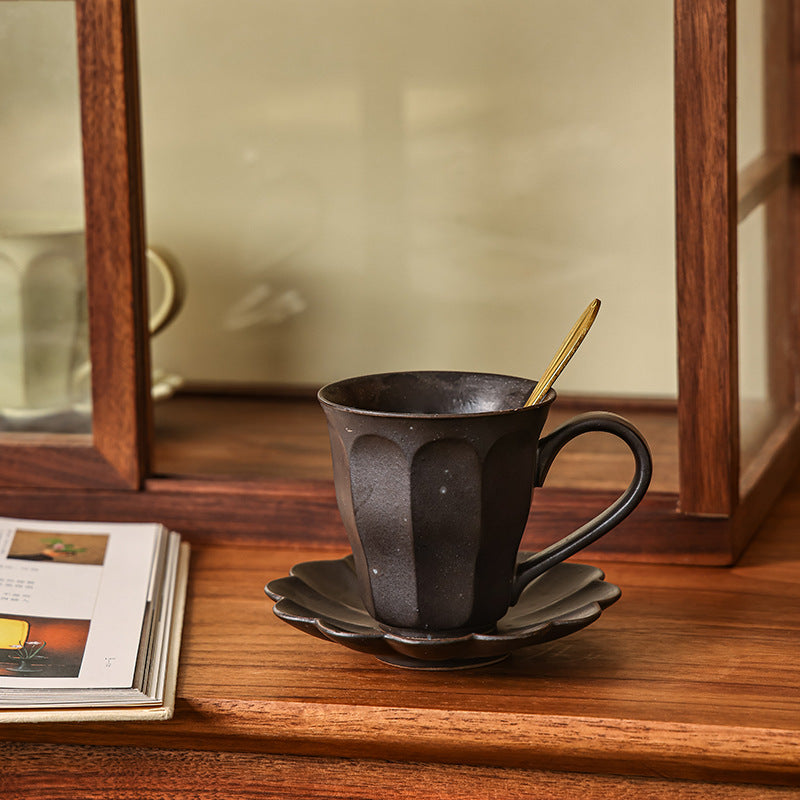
[0, 226, 184, 415]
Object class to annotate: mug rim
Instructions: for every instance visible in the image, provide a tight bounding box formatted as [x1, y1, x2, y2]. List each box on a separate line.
[317, 369, 556, 420]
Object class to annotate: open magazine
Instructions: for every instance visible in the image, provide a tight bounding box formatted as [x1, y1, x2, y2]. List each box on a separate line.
[0, 517, 188, 720]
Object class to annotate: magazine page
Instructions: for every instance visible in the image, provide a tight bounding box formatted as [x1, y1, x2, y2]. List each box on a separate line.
[0, 518, 162, 690]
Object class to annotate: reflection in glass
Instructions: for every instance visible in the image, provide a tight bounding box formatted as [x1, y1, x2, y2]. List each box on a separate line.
[0, 1, 90, 433]
[736, 0, 765, 167]
[139, 0, 676, 398]
[736, 0, 782, 480]
[737, 207, 774, 473]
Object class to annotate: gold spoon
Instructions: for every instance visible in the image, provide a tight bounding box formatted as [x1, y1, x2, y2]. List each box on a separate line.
[524, 298, 601, 407]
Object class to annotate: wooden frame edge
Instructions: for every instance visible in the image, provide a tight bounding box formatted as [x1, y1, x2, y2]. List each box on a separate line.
[734, 409, 800, 558]
[0, 440, 134, 490]
[0, 480, 738, 565]
[674, 0, 740, 517]
[76, 0, 150, 488]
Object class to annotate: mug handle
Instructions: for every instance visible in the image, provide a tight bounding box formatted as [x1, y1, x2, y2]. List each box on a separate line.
[146, 247, 186, 335]
[69, 248, 185, 395]
[511, 411, 652, 601]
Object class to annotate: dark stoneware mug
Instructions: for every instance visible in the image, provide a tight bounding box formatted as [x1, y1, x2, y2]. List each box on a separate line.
[318, 370, 651, 636]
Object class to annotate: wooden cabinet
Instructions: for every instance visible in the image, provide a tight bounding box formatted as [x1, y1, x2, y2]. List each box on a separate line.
[3, 474, 800, 795]
[1, 0, 799, 564]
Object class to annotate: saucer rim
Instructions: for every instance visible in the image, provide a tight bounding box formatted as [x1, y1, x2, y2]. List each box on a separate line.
[266, 554, 621, 666]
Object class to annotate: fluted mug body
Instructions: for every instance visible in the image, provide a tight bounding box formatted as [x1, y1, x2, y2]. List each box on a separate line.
[319, 371, 652, 637]
[320, 371, 554, 633]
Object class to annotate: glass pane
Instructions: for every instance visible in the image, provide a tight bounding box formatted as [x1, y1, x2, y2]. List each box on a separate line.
[139, 0, 675, 399]
[0, 1, 90, 434]
[736, 0, 786, 481]
[737, 0, 765, 167]
[737, 206, 774, 472]
[139, 0, 676, 487]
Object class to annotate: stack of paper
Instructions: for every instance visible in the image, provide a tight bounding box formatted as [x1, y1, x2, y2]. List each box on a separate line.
[0, 517, 188, 722]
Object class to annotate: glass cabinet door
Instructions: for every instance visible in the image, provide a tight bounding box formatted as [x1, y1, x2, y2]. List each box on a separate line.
[0, 1, 91, 436]
[0, 0, 150, 490]
[139, 0, 676, 396]
[736, 0, 797, 489]
[137, 0, 677, 489]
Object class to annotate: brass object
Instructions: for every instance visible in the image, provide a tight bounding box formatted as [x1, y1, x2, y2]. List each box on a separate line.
[524, 298, 601, 407]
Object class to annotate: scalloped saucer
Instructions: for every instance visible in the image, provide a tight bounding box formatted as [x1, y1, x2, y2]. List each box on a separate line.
[265, 554, 621, 670]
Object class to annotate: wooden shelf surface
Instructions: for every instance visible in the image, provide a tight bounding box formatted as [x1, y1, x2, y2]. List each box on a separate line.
[3, 472, 800, 793]
[150, 392, 787, 496]
[152, 393, 681, 493]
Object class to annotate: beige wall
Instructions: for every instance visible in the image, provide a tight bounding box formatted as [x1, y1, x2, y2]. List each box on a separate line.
[0, 1, 769, 401]
[737, 0, 769, 407]
[0, 2, 84, 232]
[138, 0, 678, 396]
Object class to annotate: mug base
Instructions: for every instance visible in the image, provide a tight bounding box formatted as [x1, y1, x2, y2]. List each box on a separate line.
[375, 653, 509, 671]
[377, 622, 498, 639]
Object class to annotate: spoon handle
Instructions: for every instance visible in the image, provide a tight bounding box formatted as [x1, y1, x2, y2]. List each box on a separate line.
[524, 298, 601, 407]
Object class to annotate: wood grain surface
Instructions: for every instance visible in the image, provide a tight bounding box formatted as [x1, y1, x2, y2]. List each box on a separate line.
[3, 473, 800, 790]
[2, 744, 798, 800]
[0, 392, 786, 565]
[674, 0, 740, 516]
[77, 0, 151, 489]
[151, 394, 679, 492]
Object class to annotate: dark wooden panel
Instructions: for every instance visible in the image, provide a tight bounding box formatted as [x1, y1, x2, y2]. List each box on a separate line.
[3, 480, 800, 785]
[1, 744, 796, 800]
[674, 0, 739, 516]
[150, 393, 680, 494]
[0, 482, 731, 562]
[0, 395, 738, 563]
[76, 0, 150, 487]
[0, 438, 131, 490]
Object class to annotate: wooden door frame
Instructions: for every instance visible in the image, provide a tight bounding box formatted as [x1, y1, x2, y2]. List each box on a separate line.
[0, 0, 151, 490]
[674, 0, 740, 517]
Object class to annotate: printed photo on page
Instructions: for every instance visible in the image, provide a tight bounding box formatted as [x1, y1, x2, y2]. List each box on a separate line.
[0, 518, 161, 690]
